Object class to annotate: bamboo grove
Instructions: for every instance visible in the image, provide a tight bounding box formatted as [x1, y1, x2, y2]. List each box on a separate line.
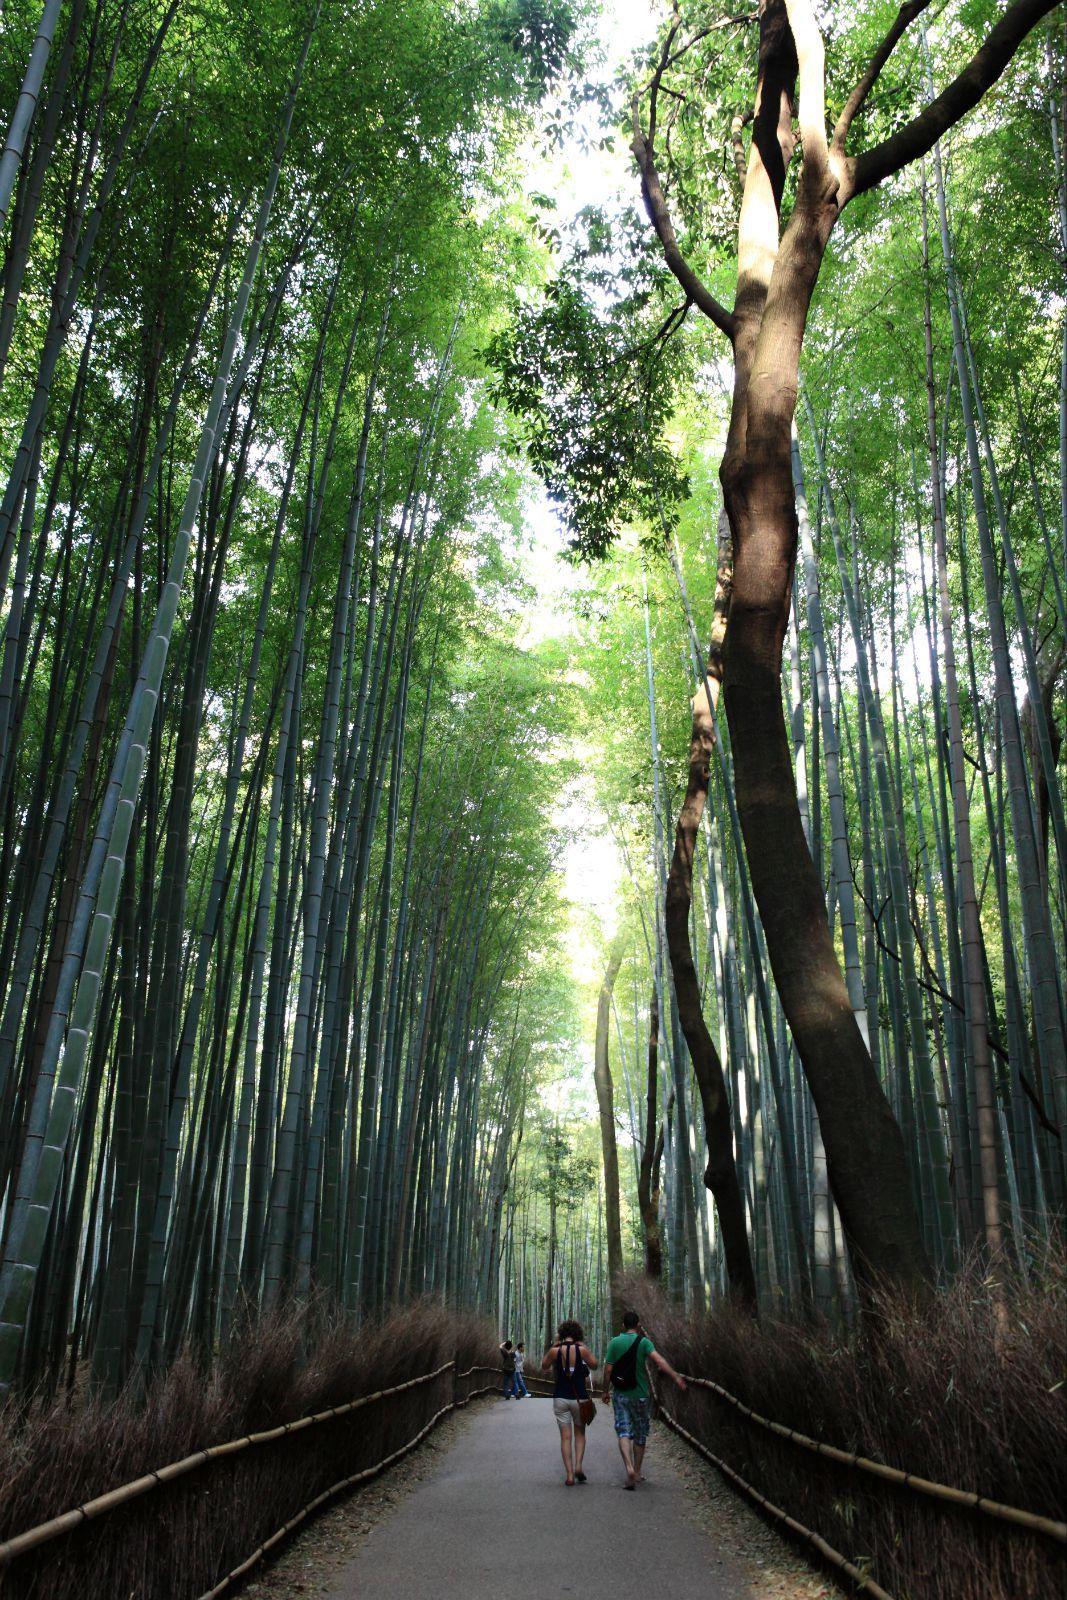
[0, 0, 583, 1396]
[0, 0, 1065, 1408]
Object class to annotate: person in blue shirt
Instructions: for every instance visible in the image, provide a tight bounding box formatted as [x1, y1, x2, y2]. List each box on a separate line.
[600, 1309, 686, 1489]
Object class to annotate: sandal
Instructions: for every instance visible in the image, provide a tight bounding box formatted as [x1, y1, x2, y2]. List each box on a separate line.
[575, 1472, 587, 1483]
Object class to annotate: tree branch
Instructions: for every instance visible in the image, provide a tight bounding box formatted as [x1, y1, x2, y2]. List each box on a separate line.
[661, 11, 756, 75]
[631, 98, 736, 340]
[646, 4, 684, 150]
[784, 0, 828, 175]
[730, 107, 752, 185]
[832, 0, 934, 152]
[850, 0, 1058, 199]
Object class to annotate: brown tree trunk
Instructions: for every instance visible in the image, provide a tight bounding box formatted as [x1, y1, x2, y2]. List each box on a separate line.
[715, 7, 932, 1294]
[632, 0, 1050, 1299]
[723, 467, 930, 1293]
[637, 985, 663, 1279]
[593, 935, 626, 1332]
[664, 672, 758, 1310]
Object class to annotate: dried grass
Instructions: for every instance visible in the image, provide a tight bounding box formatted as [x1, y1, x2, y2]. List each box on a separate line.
[620, 1248, 1066, 1600]
[0, 1298, 498, 1599]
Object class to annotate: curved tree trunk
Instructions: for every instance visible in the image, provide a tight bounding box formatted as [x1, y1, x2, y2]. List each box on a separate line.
[633, 0, 1051, 1302]
[593, 935, 625, 1331]
[664, 659, 757, 1311]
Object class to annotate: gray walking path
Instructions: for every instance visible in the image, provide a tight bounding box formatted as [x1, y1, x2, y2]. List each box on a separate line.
[323, 1395, 750, 1599]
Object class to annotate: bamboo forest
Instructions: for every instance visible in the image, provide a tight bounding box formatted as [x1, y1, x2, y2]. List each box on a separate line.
[0, 0, 1063, 1597]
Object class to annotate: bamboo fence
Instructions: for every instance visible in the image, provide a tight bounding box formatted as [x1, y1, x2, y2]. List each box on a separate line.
[0, 1358, 498, 1593]
[672, 1371, 1066, 1542]
[1, 1361, 1060, 1597]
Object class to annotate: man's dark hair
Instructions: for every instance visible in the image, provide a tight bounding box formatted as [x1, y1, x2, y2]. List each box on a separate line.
[622, 1309, 640, 1329]
[503, 1339, 513, 1349]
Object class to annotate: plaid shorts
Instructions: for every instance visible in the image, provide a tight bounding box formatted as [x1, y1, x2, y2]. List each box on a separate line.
[611, 1392, 651, 1445]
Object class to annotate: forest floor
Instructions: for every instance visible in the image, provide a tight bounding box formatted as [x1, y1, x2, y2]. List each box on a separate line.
[237, 1396, 838, 1599]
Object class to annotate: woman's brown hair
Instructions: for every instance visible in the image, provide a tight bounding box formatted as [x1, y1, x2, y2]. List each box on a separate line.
[557, 1318, 584, 1341]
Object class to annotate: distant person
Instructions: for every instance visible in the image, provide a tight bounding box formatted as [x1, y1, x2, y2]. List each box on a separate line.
[601, 1308, 686, 1489]
[512, 1341, 529, 1398]
[542, 1319, 598, 1485]
[499, 1338, 516, 1398]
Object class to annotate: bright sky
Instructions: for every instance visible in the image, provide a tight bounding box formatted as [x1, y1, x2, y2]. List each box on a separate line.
[590, 0, 663, 80]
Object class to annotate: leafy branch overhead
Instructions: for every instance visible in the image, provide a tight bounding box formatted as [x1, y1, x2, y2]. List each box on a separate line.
[486, 208, 693, 560]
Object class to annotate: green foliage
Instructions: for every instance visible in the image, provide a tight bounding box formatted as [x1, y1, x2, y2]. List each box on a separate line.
[537, 1120, 598, 1207]
[486, 209, 691, 559]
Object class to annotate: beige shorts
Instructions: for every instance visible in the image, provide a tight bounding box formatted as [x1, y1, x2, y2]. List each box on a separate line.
[552, 1397, 586, 1430]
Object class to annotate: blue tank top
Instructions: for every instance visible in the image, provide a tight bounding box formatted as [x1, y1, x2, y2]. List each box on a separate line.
[553, 1340, 588, 1399]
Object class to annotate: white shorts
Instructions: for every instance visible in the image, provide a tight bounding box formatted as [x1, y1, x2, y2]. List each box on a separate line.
[552, 1397, 586, 1430]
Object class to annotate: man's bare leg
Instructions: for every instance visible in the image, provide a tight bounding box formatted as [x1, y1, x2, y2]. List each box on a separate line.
[616, 1433, 638, 1487]
[634, 1442, 646, 1481]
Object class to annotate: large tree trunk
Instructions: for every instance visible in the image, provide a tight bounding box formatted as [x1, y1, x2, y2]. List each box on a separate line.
[631, 0, 1052, 1303]
[593, 936, 625, 1332]
[720, 164, 930, 1293]
[716, 0, 932, 1299]
[722, 467, 930, 1294]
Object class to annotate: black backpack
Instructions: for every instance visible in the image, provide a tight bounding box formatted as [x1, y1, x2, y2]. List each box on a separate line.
[610, 1332, 643, 1389]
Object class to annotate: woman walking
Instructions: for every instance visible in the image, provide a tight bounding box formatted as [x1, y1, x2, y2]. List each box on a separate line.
[542, 1320, 598, 1486]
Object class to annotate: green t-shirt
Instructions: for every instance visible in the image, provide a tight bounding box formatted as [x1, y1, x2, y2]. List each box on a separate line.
[605, 1332, 655, 1400]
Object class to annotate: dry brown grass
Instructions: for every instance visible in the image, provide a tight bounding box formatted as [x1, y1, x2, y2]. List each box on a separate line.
[619, 1249, 1066, 1600]
[0, 1298, 499, 1599]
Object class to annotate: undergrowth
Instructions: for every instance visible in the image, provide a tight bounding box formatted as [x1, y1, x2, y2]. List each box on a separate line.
[0, 1298, 498, 1599]
[621, 1248, 1066, 1600]
[2, 1262, 1062, 1600]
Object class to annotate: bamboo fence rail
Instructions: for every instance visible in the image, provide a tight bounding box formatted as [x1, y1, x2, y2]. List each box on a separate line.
[0, 1359, 475, 1570]
[657, 1402, 898, 1600]
[198, 1364, 498, 1599]
[673, 1371, 1067, 1543]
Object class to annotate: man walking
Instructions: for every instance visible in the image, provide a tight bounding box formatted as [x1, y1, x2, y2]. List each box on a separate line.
[601, 1309, 686, 1488]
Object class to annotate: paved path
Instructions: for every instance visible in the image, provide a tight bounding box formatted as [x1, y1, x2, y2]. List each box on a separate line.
[323, 1395, 750, 1599]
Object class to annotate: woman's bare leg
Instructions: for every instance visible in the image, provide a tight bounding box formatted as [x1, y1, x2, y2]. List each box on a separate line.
[574, 1424, 587, 1477]
[558, 1425, 575, 1483]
